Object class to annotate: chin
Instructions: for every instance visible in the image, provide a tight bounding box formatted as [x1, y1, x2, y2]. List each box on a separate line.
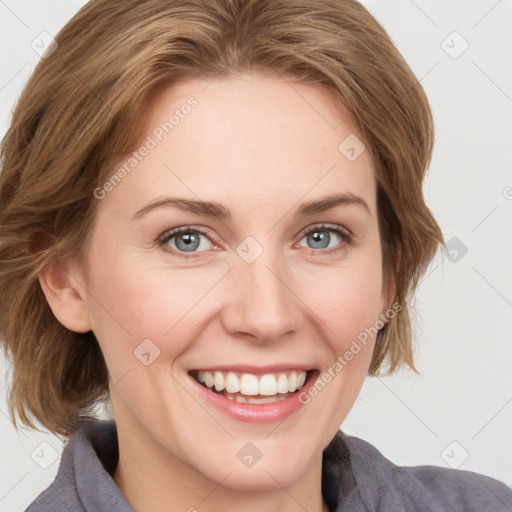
[188, 442, 313, 491]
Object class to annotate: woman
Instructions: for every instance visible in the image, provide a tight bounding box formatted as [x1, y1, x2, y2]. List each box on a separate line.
[1, 1, 510, 511]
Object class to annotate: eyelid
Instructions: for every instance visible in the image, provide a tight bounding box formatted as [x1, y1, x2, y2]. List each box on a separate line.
[295, 222, 352, 241]
[157, 225, 216, 244]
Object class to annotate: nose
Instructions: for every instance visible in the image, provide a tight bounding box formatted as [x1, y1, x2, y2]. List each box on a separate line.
[220, 248, 303, 344]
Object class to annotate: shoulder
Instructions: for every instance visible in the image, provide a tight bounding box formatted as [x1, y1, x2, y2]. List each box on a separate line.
[341, 432, 512, 511]
[24, 419, 131, 512]
[406, 463, 512, 511]
[24, 429, 85, 512]
[25, 489, 85, 512]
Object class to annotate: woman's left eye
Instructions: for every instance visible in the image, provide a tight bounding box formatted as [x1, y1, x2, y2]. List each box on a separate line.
[157, 223, 354, 258]
[297, 224, 354, 255]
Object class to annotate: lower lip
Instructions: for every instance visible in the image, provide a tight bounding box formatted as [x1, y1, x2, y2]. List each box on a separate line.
[189, 372, 317, 424]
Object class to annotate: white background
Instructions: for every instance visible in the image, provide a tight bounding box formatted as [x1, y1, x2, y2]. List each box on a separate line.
[1, 1, 511, 510]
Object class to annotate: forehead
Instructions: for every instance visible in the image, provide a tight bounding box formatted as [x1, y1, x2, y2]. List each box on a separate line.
[100, 73, 377, 219]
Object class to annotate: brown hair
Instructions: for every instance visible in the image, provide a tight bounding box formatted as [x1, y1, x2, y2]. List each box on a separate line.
[0, 0, 445, 437]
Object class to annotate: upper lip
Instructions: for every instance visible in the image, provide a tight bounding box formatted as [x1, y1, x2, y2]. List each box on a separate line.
[189, 364, 316, 375]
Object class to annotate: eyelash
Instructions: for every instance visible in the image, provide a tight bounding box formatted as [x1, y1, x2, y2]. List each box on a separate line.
[157, 223, 355, 259]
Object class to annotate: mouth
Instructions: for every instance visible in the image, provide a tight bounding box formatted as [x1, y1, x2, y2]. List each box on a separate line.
[189, 368, 316, 404]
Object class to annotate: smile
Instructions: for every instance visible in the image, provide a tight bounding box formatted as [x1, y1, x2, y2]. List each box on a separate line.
[191, 370, 309, 404]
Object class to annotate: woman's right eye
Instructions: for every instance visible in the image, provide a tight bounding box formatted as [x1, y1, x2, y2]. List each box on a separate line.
[158, 227, 215, 258]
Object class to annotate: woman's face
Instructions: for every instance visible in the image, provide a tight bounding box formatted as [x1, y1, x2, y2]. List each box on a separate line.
[75, 73, 391, 489]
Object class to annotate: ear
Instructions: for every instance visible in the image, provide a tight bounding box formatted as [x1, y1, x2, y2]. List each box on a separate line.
[38, 258, 93, 333]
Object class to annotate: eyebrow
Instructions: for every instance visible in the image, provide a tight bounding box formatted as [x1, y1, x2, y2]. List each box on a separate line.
[131, 192, 371, 222]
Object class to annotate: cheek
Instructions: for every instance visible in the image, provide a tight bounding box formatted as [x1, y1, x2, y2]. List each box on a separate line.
[85, 247, 226, 360]
[302, 260, 384, 347]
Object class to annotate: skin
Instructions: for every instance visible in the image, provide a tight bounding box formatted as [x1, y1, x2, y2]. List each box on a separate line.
[40, 73, 395, 512]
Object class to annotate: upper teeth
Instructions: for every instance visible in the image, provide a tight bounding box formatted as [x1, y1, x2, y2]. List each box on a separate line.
[195, 370, 307, 396]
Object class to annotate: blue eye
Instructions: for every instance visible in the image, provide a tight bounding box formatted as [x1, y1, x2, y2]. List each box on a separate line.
[298, 224, 354, 254]
[159, 227, 213, 257]
[158, 223, 354, 259]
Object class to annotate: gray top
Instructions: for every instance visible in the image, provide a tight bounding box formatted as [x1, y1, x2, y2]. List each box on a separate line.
[25, 419, 512, 511]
